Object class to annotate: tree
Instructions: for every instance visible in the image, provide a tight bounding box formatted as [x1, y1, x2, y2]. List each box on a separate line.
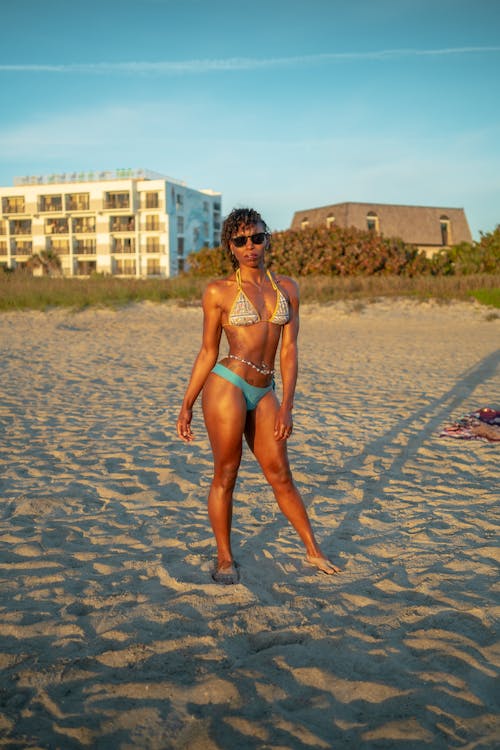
[26, 250, 62, 277]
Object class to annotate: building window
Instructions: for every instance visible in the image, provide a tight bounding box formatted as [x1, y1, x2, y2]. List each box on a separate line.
[74, 239, 96, 254]
[177, 237, 184, 256]
[2, 196, 25, 213]
[177, 216, 184, 233]
[176, 193, 184, 209]
[0, 221, 6, 235]
[104, 191, 130, 209]
[65, 193, 89, 211]
[440, 216, 451, 246]
[326, 215, 335, 228]
[45, 218, 68, 234]
[72, 217, 95, 233]
[144, 192, 159, 209]
[178, 258, 185, 273]
[366, 212, 379, 233]
[110, 215, 135, 232]
[301, 218, 309, 230]
[146, 237, 160, 253]
[145, 215, 159, 231]
[147, 258, 161, 275]
[10, 219, 32, 235]
[213, 202, 220, 229]
[115, 258, 136, 275]
[0, 241, 8, 255]
[39, 195, 63, 212]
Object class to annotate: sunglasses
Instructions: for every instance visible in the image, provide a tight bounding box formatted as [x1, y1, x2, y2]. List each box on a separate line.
[230, 232, 268, 248]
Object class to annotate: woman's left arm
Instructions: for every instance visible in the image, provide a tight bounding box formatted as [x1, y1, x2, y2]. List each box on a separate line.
[275, 278, 300, 441]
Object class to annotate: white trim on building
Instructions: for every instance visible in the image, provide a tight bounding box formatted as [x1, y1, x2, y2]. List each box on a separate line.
[0, 170, 221, 277]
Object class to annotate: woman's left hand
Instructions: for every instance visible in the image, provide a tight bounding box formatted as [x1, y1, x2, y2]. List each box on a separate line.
[274, 405, 293, 441]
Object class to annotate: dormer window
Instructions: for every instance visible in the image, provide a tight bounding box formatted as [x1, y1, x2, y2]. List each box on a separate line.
[440, 216, 451, 246]
[301, 218, 309, 230]
[367, 211, 379, 233]
[326, 215, 335, 228]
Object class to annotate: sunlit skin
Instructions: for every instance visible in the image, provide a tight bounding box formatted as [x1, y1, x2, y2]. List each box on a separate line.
[177, 219, 340, 580]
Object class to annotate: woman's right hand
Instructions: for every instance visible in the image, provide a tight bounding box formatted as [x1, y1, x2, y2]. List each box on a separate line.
[177, 407, 194, 442]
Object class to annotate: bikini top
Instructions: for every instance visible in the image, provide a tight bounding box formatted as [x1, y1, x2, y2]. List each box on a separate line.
[227, 268, 290, 327]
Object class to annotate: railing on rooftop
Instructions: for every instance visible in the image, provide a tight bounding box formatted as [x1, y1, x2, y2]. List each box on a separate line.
[13, 169, 185, 186]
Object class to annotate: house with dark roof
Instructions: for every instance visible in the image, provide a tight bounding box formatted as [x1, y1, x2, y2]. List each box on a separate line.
[290, 202, 473, 256]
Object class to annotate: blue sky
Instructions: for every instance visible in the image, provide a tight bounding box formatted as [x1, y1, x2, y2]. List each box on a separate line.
[1, 0, 499, 238]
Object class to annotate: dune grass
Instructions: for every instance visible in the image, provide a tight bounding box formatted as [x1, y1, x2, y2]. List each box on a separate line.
[297, 274, 500, 306]
[469, 287, 500, 309]
[0, 272, 499, 312]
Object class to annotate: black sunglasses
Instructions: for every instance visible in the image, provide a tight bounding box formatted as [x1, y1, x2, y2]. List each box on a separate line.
[230, 232, 268, 248]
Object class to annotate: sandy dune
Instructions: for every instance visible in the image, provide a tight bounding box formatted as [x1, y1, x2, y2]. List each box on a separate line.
[0, 299, 498, 749]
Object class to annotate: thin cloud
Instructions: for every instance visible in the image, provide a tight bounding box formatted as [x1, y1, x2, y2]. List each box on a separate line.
[1, 47, 499, 74]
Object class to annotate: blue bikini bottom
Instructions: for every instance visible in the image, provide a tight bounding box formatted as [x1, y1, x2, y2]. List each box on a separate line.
[211, 363, 274, 410]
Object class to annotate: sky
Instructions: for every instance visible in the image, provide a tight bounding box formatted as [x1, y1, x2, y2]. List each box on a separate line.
[1, 0, 499, 238]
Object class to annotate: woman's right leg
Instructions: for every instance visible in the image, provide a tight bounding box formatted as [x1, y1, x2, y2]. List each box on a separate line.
[202, 372, 247, 571]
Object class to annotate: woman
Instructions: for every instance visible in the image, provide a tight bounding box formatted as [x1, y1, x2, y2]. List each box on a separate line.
[177, 208, 340, 583]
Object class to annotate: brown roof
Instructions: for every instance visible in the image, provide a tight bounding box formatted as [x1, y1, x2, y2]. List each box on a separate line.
[290, 202, 473, 246]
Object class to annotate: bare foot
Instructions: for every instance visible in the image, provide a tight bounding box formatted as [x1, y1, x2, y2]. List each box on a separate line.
[211, 562, 240, 585]
[305, 555, 341, 575]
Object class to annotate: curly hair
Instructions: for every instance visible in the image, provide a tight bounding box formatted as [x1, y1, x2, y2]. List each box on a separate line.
[221, 207, 270, 270]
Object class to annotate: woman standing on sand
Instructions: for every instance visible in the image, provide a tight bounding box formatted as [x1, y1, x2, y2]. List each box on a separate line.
[177, 208, 340, 584]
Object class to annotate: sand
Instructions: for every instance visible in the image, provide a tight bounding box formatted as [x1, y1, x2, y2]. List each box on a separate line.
[0, 298, 498, 749]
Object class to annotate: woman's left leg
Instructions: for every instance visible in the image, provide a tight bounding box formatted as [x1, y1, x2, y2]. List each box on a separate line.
[245, 391, 340, 574]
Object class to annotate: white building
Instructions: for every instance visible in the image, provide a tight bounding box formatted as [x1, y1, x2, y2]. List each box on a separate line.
[0, 169, 221, 277]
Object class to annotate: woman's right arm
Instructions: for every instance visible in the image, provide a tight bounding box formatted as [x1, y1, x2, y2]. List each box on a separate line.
[177, 283, 223, 442]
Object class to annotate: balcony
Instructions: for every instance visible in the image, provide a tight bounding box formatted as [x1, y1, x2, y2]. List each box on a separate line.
[65, 193, 90, 211]
[11, 240, 32, 255]
[49, 239, 70, 254]
[146, 259, 161, 275]
[104, 192, 130, 210]
[110, 215, 135, 232]
[2, 198, 25, 214]
[145, 238, 160, 253]
[74, 239, 96, 255]
[45, 219, 68, 234]
[72, 218, 95, 234]
[76, 260, 97, 275]
[39, 195, 63, 212]
[114, 258, 136, 275]
[145, 215, 160, 231]
[143, 192, 159, 209]
[114, 238, 135, 253]
[10, 220, 32, 235]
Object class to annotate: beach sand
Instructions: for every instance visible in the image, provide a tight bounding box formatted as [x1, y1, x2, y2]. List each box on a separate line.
[0, 299, 498, 749]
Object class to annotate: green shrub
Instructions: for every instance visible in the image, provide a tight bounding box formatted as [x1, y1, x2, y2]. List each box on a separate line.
[187, 225, 500, 279]
[186, 227, 430, 278]
[267, 226, 429, 276]
[186, 245, 231, 276]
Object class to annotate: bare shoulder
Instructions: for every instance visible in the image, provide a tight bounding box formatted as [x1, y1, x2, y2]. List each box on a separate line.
[202, 276, 236, 309]
[274, 273, 299, 301]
